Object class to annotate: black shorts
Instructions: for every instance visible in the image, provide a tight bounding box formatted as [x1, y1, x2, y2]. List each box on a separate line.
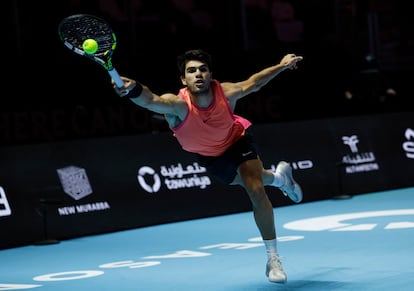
[196, 129, 259, 185]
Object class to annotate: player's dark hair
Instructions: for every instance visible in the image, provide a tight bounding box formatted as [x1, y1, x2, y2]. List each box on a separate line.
[177, 49, 212, 76]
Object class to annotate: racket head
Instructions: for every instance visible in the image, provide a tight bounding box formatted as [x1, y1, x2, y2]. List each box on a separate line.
[58, 14, 117, 70]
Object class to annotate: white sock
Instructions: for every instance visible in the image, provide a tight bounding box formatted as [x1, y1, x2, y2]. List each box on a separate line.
[271, 172, 285, 188]
[263, 238, 278, 259]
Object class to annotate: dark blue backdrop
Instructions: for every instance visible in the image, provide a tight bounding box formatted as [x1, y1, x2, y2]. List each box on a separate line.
[1, 112, 413, 249]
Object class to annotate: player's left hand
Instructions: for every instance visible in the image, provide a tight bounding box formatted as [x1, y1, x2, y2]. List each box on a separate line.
[280, 54, 303, 70]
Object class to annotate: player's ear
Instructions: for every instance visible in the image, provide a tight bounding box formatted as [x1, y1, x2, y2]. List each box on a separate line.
[180, 76, 187, 86]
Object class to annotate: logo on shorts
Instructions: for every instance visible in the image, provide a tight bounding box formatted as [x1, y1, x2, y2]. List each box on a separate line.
[242, 151, 253, 157]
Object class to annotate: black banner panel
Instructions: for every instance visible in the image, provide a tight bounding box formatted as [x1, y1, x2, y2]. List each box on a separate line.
[1, 112, 413, 249]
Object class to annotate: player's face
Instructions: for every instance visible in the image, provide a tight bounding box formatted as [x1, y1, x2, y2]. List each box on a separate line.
[181, 60, 212, 95]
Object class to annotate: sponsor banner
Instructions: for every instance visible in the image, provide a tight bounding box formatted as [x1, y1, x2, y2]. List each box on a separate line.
[328, 112, 414, 194]
[0, 112, 413, 249]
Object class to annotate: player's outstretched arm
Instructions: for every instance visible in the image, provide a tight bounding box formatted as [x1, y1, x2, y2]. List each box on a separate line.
[112, 76, 185, 116]
[223, 53, 303, 104]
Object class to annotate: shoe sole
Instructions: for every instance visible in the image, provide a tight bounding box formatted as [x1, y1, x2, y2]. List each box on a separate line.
[288, 177, 303, 203]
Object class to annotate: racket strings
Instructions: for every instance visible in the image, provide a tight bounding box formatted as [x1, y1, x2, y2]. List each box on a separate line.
[59, 15, 114, 55]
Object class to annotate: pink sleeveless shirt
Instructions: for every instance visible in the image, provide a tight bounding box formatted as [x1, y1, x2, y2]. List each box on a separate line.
[171, 80, 252, 156]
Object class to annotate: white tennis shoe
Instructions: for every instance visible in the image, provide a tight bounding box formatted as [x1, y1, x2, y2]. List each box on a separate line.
[275, 161, 303, 203]
[266, 255, 287, 283]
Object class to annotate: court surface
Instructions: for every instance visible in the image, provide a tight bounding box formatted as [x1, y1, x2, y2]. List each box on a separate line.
[1, 187, 414, 290]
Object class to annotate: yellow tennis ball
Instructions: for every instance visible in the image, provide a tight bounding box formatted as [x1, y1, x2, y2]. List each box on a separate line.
[82, 38, 98, 54]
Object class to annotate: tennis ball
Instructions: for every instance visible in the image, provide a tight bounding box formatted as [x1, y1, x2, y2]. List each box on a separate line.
[82, 38, 98, 54]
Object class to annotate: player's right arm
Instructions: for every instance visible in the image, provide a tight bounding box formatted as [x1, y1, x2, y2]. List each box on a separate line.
[113, 76, 187, 120]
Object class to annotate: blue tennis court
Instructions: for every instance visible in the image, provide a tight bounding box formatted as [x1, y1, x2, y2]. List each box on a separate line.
[2, 187, 414, 290]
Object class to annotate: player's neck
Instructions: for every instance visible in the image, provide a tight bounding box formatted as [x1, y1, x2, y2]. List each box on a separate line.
[190, 91, 213, 108]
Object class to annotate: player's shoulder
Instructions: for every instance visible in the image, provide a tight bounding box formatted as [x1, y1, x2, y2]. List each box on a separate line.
[220, 81, 243, 98]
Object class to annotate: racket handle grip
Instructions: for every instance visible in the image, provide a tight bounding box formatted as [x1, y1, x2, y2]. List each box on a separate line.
[108, 68, 124, 88]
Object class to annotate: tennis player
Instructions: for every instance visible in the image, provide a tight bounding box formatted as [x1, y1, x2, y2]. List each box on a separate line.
[113, 49, 303, 283]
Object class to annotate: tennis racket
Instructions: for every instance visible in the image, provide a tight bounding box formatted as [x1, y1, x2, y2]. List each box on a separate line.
[58, 14, 124, 88]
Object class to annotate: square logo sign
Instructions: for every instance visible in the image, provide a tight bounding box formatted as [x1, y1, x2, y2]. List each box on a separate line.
[57, 166, 93, 200]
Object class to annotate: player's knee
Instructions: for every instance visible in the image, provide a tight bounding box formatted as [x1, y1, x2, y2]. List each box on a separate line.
[243, 180, 265, 197]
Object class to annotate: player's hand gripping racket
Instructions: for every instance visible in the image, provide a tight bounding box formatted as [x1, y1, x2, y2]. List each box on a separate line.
[58, 14, 124, 88]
